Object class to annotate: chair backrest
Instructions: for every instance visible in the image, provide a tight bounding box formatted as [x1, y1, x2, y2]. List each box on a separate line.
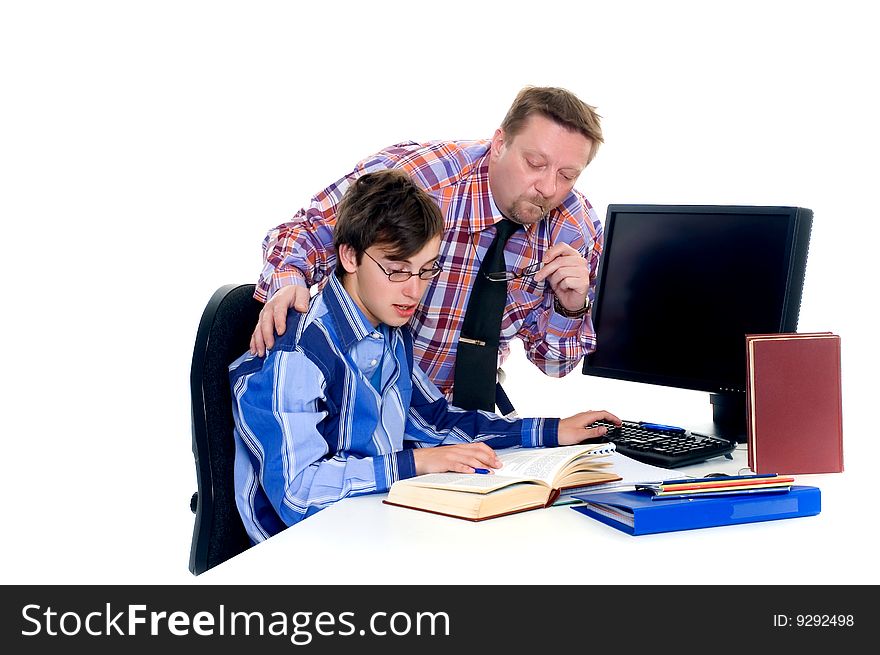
[189, 283, 262, 575]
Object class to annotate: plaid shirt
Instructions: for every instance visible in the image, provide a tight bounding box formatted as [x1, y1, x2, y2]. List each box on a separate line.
[257, 140, 603, 396]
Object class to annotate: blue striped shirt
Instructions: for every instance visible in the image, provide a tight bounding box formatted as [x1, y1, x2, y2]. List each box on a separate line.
[230, 273, 559, 543]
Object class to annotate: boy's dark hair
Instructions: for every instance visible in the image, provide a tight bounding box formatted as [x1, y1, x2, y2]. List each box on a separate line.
[501, 86, 604, 165]
[333, 169, 444, 276]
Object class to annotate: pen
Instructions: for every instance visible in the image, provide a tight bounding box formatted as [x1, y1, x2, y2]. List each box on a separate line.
[650, 488, 791, 501]
[638, 421, 686, 433]
[652, 473, 779, 486]
[651, 479, 793, 493]
[473, 468, 491, 474]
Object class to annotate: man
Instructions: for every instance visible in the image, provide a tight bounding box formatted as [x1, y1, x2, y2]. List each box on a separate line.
[250, 86, 604, 409]
[231, 170, 619, 543]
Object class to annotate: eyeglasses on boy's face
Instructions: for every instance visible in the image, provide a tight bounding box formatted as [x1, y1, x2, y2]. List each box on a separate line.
[484, 261, 542, 282]
[363, 250, 443, 283]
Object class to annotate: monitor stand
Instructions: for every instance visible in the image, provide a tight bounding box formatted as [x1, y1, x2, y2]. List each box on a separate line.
[709, 392, 747, 443]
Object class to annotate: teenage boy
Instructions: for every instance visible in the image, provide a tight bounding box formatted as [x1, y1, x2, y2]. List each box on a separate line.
[230, 169, 619, 544]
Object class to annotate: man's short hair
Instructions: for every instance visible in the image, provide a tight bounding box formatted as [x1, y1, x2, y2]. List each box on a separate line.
[333, 169, 444, 275]
[501, 86, 604, 164]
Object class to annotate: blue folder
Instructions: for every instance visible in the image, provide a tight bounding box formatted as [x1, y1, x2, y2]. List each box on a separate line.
[571, 485, 821, 535]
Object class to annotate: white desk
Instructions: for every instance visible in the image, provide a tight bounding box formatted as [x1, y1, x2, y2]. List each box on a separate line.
[200, 447, 875, 585]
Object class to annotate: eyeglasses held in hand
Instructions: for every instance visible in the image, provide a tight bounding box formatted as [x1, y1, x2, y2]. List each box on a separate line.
[364, 250, 443, 282]
[484, 261, 542, 282]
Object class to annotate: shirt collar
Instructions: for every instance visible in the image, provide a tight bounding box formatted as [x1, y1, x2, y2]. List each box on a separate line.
[323, 273, 384, 351]
[467, 149, 545, 238]
[466, 150, 503, 235]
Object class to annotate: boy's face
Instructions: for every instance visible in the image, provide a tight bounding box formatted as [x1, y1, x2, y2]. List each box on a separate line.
[339, 235, 442, 328]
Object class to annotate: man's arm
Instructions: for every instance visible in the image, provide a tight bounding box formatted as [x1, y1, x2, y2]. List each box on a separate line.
[254, 180, 352, 304]
[517, 201, 603, 377]
[231, 349, 413, 527]
[249, 171, 355, 355]
[514, 280, 596, 377]
[250, 146, 426, 355]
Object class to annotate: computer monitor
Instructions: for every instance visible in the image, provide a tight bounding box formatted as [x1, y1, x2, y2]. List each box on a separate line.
[582, 204, 813, 442]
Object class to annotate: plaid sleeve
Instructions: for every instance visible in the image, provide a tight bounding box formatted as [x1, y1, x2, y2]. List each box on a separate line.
[516, 201, 602, 377]
[254, 172, 353, 302]
[254, 143, 432, 302]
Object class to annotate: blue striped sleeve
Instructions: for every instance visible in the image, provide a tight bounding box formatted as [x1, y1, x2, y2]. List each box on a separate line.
[373, 449, 417, 490]
[232, 347, 394, 528]
[404, 359, 558, 449]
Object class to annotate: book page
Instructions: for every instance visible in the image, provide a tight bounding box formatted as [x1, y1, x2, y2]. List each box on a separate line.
[393, 444, 614, 494]
[588, 451, 675, 487]
[495, 445, 604, 486]
[555, 452, 679, 501]
[396, 472, 533, 494]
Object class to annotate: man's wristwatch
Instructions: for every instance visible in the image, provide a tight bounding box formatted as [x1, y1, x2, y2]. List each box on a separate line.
[553, 295, 591, 319]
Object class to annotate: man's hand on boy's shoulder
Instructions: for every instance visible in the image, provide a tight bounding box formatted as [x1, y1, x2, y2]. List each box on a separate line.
[413, 443, 502, 475]
[250, 285, 311, 356]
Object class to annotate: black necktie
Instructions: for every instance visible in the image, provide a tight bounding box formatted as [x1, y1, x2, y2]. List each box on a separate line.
[452, 219, 522, 412]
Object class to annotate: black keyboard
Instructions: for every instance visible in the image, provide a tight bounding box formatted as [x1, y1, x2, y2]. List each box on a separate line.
[588, 420, 736, 468]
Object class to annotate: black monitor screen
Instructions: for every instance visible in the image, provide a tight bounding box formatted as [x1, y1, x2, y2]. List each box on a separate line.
[582, 205, 812, 396]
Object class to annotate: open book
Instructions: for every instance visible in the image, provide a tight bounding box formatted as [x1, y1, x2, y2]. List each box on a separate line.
[383, 443, 620, 521]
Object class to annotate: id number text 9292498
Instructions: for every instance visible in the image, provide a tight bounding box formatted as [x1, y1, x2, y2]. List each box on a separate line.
[773, 614, 854, 628]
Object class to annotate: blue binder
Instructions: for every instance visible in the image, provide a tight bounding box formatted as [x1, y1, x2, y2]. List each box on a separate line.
[571, 485, 821, 535]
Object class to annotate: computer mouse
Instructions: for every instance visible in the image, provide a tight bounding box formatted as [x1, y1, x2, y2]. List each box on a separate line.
[704, 472, 730, 478]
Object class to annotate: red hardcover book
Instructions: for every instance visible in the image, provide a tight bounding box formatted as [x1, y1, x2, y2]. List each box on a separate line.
[745, 332, 843, 474]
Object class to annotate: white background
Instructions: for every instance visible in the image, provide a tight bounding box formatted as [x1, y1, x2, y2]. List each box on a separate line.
[1, 1, 877, 584]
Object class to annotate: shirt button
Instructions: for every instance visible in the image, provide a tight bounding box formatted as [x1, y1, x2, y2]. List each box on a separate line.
[370, 359, 378, 366]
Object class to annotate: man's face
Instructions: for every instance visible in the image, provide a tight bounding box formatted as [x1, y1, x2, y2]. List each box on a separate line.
[488, 113, 593, 224]
[339, 236, 442, 328]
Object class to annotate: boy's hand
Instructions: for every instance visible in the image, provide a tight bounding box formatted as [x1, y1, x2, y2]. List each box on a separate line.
[557, 410, 622, 445]
[412, 443, 502, 475]
[250, 285, 311, 356]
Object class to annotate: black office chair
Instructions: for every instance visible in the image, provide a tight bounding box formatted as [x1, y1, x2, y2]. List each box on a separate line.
[189, 283, 263, 575]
